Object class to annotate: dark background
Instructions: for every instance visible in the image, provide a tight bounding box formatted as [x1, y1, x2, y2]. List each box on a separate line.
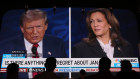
[0, 0, 140, 78]
[71, 8, 139, 57]
[0, 8, 69, 56]
[0, 0, 140, 39]
[0, 0, 140, 56]
[0, 0, 140, 32]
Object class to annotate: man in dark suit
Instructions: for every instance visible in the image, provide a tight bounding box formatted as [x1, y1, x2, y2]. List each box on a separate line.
[0, 9, 67, 79]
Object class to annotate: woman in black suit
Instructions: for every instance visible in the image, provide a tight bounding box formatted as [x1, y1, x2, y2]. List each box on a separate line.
[72, 8, 135, 58]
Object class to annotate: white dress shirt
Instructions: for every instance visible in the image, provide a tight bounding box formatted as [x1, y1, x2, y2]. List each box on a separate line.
[97, 38, 114, 59]
[24, 38, 43, 79]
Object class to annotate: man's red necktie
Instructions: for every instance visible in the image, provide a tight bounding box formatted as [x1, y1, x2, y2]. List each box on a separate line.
[32, 44, 39, 58]
[32, 43, 39, 78]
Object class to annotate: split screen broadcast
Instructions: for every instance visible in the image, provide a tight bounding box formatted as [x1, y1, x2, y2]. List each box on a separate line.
[0, 8, 140, 78]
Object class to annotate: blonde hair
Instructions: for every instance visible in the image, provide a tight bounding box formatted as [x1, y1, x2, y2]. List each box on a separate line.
[20, 9, 47, 26]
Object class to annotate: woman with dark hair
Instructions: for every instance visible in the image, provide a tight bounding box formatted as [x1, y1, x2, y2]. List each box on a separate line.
[72, 8, 135, 58]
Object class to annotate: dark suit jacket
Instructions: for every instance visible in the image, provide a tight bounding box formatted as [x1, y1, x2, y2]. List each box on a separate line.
[71, 39, 136, 78]
[72, 39, 136, 58]
[0, 34, 67, 79]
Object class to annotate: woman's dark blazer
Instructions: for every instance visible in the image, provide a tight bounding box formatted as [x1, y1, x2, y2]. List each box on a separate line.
[72, 39, 136, 58]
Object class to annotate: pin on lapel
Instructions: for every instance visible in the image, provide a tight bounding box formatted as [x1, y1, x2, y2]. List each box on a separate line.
[48, 51, 51, 55]
[118, 47, 121, 51]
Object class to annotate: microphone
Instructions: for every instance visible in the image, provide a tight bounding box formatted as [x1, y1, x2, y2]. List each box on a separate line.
[31, 46, 37, 56]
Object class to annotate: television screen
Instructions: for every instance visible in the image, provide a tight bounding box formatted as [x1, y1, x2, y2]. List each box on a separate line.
[0, 7, 139, 79]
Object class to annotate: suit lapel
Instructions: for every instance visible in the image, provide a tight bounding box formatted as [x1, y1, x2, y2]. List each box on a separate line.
[113, 46, 124, 57]
[89, 39, 107, 57]
[15, 35, 26, 50]
[43, 36, 49, 58]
